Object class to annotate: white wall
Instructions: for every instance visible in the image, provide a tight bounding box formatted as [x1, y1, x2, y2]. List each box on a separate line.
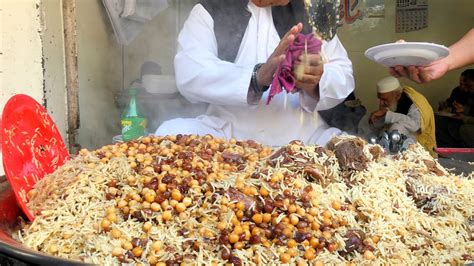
[41, 0, 68, 145]
[0, 0, 44, 176]
[338, 0, 474, 112]
[123, 0, 196, 86]
[75, 0, 123, 149]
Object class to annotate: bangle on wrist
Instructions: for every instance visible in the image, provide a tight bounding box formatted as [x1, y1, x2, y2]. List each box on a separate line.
[252, 63, 269, 94]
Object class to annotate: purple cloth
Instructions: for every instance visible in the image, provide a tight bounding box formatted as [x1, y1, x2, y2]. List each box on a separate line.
[267, 33, 322, 104]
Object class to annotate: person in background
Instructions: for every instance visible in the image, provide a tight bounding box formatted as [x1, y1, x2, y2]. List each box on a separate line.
[438, 69, 474, 112]
[155, 0, 354, 147]
[358, 77, 436, 156]
[436, 71, 474, 147]
[390, 28, 474, 84]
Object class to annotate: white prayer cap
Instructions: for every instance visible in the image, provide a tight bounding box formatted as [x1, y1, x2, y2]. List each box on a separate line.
[377, 76, 401, 93]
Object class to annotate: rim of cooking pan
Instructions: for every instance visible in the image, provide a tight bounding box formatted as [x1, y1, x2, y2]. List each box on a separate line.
[0, 176, 88, 265]
[0, 232, 90, 265]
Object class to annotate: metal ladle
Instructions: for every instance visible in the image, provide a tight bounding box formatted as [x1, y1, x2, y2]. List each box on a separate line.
[304, 0, 341, 41]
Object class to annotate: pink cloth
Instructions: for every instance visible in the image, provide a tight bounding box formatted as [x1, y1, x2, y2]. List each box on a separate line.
[267, 33, 322, 104]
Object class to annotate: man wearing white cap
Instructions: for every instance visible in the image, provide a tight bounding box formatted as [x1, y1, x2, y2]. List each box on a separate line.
[361, 76, 436, 156]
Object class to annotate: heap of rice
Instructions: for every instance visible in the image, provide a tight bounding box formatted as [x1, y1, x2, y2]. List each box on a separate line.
[16, 135, 473, 265]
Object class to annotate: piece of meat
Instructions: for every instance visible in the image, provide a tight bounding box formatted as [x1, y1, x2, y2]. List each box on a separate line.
[369, 145, 384, 160]
[327, 138, 368, 172]
[304, 165, 327, 186]
[269, 147, 287, 160]
[226, 188, 256, 209]
[339, 230, 366, 256]
[222, 151, 244, 164]
[405, 178, 447, 214]
[423, 160, 444, 176]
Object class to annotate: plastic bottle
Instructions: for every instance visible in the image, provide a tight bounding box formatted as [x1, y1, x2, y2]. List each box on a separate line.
[121, 88, 147, 142]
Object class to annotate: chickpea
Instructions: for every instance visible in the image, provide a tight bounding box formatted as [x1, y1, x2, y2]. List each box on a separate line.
[217, 222, 227, 231]
[290, 214, 299, 226]
[331, 200, 342, 211]
[233, 225, 243, 235]
[143, 221, 153, 232]
[101, 219, 111, 231]
[158, 183, 167, 193]
[63, 232, 73, 240]
[288, 239, 297, 248]
[252, 213, 263, 224]
[259, 187, 269, 197]
[176, 203, 186, 213]
[280, 253, 291, 263]
[372, 235, 380, 244]
[263, 213, 272, 223]
[107, 213, 117, 223]
[151, 202, 161, 212]
[122, 241, 133, 250]
[309, 207, 318, 216]
[162, 211, 172, 221]
[236, 202, 245, 211]
[288, 205, 297, 213]
[322, 231, 332, 240]
[147, 255, 158, 265]
[117, 200, 127, 209]
[132, 246, 143, 257]
[364, 250, 375, 260]
[304, 248, 316, 260]
[112, 246, 123, 257]
[171, 189, 182, 201]
[111, 228, 122, 239]
[229, 233, 239, 244]
[234, 242, 244, 250]
[313, 261, 324, 266]
[170, 200, 178, 208]
[283, 228, 293, 238]
[49, 244, 59, 253]
[322, 210, 331, 219]
[310, 237, 319, 248]
[127, 175, 136, 184]
[152, 241, 162, 252]
[288, 248, 297, 257]
[144, 193, 155, 203]
[296, 207, 306, 216]
[182, 197, 192, 207]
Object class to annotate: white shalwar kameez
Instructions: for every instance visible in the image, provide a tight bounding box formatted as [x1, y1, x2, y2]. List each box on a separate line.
[155, 2, 355, 147]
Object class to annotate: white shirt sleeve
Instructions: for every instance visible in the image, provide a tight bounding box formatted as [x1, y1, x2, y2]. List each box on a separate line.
[174, 4, 253, 106]
[385, 104, 422, 133]
[300, 35, 355, 112]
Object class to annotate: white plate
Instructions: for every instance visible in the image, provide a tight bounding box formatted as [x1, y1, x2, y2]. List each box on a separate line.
[435, 111, 455, 118]
[142, 74, 178, 95]
[365, 42, 449, 67]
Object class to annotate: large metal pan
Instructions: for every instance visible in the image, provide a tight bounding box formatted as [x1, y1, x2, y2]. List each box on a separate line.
[0, 158, 472, 264]
[0, 176, 86, 265]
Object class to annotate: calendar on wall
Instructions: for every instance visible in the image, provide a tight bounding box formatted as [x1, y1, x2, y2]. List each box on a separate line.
[396, 0, 428, 33]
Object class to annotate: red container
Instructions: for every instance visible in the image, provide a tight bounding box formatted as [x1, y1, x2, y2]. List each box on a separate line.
[0, 177, 86, 264]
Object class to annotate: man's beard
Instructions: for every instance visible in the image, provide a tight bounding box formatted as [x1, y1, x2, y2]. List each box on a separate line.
[388, 101, 398, 112]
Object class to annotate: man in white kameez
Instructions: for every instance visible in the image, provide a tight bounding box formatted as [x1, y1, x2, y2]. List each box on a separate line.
[155, 0, 355, 147]
[358, 76, 436, 156]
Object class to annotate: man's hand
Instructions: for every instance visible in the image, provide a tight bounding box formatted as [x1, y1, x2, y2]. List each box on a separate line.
[369, 108, 388, 125]
[438, 101, 449, 112]
[293, 53, 324, 100]
[452, 113, 465, 120]
[453, 101, 465, 114]
[389, 59, 450, 84]
[252, 0, 290, 7]
[256, 23, 303, 87]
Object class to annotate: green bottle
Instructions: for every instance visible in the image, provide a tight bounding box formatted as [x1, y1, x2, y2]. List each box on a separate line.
[121, 88, 147, 142]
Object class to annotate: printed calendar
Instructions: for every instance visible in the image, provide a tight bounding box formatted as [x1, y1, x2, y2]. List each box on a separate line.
[396, 0, 428, 33]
